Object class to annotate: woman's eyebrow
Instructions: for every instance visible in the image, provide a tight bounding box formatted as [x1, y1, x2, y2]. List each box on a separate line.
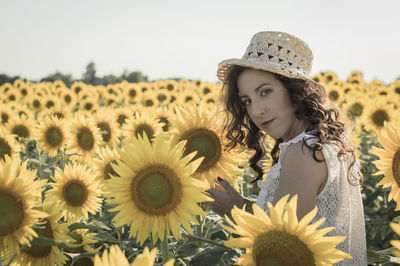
[239, 83, 272, 99]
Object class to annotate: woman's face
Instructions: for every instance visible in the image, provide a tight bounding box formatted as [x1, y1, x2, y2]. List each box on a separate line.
[237, 68, 304, 141]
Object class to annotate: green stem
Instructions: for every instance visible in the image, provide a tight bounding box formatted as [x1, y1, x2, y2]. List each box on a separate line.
[161, 233, 169, 262]
[184, 234, 227, 249]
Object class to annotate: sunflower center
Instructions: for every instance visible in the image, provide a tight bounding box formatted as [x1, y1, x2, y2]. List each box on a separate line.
[395, 87, 400, 94]
[33, 99, 41, 108]
[371, 109, 389, 127]
[145, 99, 154, 107]
[12, 124, 30, 140]
[203, 88, 211, 95]
[46, 101, 55, 109]
[117, 114, 128, 126]
[129, 89, 137, 97]
[62, 180, 89, 206]
[159, 117, 170, 132]
[182, 128, 222, 172]
[328, 91, 339, 101]
[77, 127, 95, 151]
[252, 230, 315, 266]
[45, 126, 63, 147]
[0, 138, 12, 160]
[350, 103, 363, 116]
[0, 191, 24, 237]
[97, 122, 111, 142]
[157, 93, 168, 102]
[84, 103, 93, 111]
[24, 218, 53, 258]
[131, 164, 182, 215]
[1, 113, 9, 124]
[104, 160, 119, 180]
[65, 95, 72, 103]
[54, 112, 64, 119]
[135, 124, 155, 140]
[392, 151, 400, 187]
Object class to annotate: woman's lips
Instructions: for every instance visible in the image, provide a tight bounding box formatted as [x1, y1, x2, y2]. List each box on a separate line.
[261, 118, 275, 129]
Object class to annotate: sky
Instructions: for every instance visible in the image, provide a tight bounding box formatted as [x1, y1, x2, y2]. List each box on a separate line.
[0, 0, 399, 85]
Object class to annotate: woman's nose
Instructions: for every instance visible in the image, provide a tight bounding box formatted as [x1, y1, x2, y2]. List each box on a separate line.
[252, 101, 265, 116]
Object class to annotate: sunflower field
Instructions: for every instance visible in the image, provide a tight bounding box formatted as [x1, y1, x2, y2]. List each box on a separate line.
[0, 70, 400, 265]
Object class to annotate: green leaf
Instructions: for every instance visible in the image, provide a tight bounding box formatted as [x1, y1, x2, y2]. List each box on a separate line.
[68, 221, 112, 232]
[30, 236, 82, 249]
[176, 242, 200, 259]
[191, 246, 228, 266]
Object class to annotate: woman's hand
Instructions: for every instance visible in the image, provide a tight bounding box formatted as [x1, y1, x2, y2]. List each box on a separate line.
[204, 177, 244, 220]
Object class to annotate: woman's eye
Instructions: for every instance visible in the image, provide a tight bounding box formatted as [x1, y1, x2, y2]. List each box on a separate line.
[261, 89, 270, 96]
[242, 99, 251, 106]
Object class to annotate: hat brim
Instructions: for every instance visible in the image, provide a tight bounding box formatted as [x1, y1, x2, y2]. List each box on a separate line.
[217, 58, 325, 97]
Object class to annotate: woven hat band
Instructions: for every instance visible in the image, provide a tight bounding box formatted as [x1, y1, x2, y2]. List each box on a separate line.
[245, 57, 306, 77]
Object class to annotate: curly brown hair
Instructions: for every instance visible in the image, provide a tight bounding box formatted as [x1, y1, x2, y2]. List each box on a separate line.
[220, 65, 363, 186]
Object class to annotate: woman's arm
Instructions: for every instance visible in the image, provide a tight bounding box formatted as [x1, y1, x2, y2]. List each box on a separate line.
[272, 141, 328, 220]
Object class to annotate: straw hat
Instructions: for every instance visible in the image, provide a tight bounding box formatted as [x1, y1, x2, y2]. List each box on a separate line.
[217, 31, 325, 96]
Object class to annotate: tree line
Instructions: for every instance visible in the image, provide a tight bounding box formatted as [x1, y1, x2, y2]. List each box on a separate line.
[0, 62, 148, 87]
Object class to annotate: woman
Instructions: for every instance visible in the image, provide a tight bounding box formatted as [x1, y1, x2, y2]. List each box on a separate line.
[207, 31, 367, 265]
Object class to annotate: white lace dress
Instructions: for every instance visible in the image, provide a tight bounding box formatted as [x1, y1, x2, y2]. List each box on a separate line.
[256, 131, 367, 265]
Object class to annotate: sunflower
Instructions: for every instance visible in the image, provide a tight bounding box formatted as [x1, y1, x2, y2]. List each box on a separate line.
[221, 194, 351, 265]
[177, 90, 201, 105]
[155, 90, 171, 106]
[389, 80, 400, 96]
[153, 107, 175, 132]
[140, 91, 158, 108]
[0, 104, 12, 126]
[71, 81, 87, 97]
[46, 162, 103, 221]
[80, 97, 97, 112]
[310, 73, 325, 85]
[114, 106, 134, 128]
[360, 97, 398, 133]
[342, 93, 367, 118]
[390, 222, 400, 258]
[321, 71, 338, 84]
[168, 103, 247, 187]
[59, 88, 78, 108]
[325, 84, 344, 106]
[0, 156, 47, 255]
[34, 116, 70, 157]
[0, 82, 13, 94]
[7, 200, 71, 266]
[42, 94, 61, 110]
[106, 133, 211, 245]
[64, 228, 99, 254]
[6, 113, 34, 146]
[103, 94, 120, 107]
[67, 112, 102, 162]
[123, 83, 142, 104]
[94, 245, 175, 266]
[28, 94, 44, 112]
[0, 129, 17, 161]
[93, 107, 121, 147]
[4, 88, 19, 103]
[370, 120, 400, 210]
[14, 105, 33, 120]
[94, 146, 121, 181]
[122, 111, 164, 142]
[37, 105, 73, 121]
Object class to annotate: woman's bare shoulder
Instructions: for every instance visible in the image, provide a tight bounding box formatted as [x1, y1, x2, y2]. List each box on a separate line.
[280, 141, 327, 185]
